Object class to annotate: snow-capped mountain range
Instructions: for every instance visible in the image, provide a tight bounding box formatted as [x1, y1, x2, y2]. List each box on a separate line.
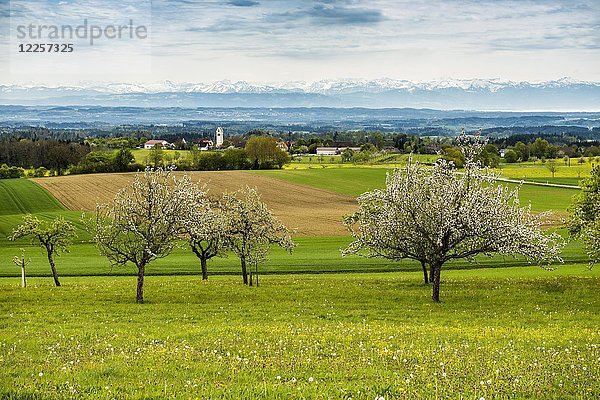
[1, 78, 599, 110]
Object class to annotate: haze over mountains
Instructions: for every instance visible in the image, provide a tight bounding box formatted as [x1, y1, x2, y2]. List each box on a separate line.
[2, 78, 599, 111]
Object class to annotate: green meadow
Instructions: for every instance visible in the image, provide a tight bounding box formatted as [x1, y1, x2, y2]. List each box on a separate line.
[0, 179, 65, 215]
[0, 164, 598, 399]
[0, 232, 589, 279]
[497, 159, 597, 186]
[1, 269, 598, 399]
[253, 167, 580, 213]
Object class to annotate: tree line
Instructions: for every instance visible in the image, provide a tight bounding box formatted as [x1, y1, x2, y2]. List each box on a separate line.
[3, 131, 599, 179]
[0, 138, 90, 174]
[0, 135, 290, 178]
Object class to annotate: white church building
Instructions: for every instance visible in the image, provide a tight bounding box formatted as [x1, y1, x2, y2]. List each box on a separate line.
[216, 127, 224, 147]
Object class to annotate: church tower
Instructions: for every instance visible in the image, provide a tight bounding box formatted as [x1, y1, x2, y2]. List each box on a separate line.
[216, 127, 224, 147]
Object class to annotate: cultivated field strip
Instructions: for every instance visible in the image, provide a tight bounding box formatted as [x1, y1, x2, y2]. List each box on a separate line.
[0, 179, 65, 215]
[33, 171, 357, 236]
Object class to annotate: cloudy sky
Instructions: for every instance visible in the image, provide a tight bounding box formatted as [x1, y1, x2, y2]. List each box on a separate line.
[1, 0, 599, 86]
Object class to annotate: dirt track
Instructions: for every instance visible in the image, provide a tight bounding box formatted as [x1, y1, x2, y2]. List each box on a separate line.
[33, 171, 357, 236]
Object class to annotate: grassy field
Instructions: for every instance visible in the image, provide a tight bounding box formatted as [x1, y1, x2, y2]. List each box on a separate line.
[131, 146, 596, 185]
[0, 179, 65, 216]
[0, 211, 91, 246]
[287, 153, 437, 168]
[131, 149, 192, 164]
[1, 267, 598, 399]
[0, 231, 588, 279]
[497, 159, 596, 186]
[253, 168, 386, 196]
[253, 168, 579, 213]
[0, 168, 596, 399]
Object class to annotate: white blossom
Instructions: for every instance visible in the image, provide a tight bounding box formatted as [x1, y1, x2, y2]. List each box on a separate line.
[220, 186, 295, 285]
[88, 168, 205, 302]
[343, 137, 564, 302]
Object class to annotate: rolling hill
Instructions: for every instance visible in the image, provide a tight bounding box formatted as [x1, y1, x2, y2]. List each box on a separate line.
[0, 179, 65, 215]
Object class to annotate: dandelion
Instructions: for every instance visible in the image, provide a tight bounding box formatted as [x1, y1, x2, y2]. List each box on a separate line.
[38, 372, 43, 377]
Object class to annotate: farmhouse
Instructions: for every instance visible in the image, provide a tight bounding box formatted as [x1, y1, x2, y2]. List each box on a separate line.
[277, 141, 289, 152]
[316, 147, 338, 156]
[316, 146, 361, 156]
[144, 139, 173, 149]
[193, 138, 214, 151]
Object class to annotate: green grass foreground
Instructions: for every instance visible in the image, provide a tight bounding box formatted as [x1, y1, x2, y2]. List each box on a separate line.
[0, 267, 598, 399]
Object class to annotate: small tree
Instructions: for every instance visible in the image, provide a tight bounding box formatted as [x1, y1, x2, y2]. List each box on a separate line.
[10, 215, 77, 287]
[13, 249, 31, 288]
[343, 143, 564, 302]
[341, 148, 354, 162]
[568, 165, 600, 265]
[245, 136, 290, 169]
[89, 168, 202, 303]
[113, 148, 134, 171]
[147, 145, 165, 168]
[221, 186, 295, 286]
[503, 149, 519, 163]
[182, 196, 228, 280]
[547, 159, 559, 178]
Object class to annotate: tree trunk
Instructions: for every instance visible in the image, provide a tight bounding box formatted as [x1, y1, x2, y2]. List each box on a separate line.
[255, 263, 259, 287]
[46, 249, 61, 287]
[431, 263, 442, 302]
[421, 260, 429, 284]
[248, 267, 253, 287]
[241, 256, 248, 285]
[21, 264, 26, 288]
[429, 264, 434, 284]
[136, 263, 145, 303]
[201, 258, 208, 280]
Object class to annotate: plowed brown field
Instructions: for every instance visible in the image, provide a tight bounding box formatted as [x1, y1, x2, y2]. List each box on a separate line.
[33, 171, 357, 236]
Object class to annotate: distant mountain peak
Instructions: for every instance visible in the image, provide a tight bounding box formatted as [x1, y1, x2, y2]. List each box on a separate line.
[1, 78, 598, 111]
[2, 77, 598, 95]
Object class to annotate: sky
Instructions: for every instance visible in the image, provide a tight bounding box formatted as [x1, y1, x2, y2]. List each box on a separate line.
[0, 0, 599, 86]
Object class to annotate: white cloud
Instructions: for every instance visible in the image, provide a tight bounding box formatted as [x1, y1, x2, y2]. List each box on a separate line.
[1, 0, 599, 85]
